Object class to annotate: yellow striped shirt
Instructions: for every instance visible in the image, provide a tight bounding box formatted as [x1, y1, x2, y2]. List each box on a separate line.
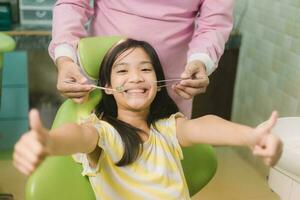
[74, 112, 190, 200]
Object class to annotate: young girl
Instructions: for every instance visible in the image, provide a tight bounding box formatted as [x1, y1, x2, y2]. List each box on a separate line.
[14, 39, 283, 199]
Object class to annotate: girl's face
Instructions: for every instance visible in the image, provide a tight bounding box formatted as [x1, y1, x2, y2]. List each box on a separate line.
[106, 47, 158, 112]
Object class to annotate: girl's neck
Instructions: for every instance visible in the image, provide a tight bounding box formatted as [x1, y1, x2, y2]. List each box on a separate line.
[117, 108, 149, 129]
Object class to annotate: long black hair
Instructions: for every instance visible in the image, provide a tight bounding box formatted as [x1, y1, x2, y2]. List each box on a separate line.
[95, 39, 178, 166]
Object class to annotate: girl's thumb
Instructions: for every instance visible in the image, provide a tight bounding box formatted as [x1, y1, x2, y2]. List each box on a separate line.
[266, 111, 278, 131]
[29, 109, 45, 134]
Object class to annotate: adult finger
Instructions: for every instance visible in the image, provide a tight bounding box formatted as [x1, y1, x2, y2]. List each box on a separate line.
[57, 61, 87, 84]
[180, 77, 209, 88]
[71, 67, 88, 84]
[72, 96, 89, 104]
[175, 84, 205, 96]
[181, 61, 206, 79]
[62, 91, 90, 98]
[172, 85, 193, 99]
[60, 93, 88, 104]
[177, 82, 207, 94]
[57, 81, 92, 93]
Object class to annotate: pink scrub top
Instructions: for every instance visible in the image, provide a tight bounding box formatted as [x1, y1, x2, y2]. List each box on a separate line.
[49, 0, 234, 117]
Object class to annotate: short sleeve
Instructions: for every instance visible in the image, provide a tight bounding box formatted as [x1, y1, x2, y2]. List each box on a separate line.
[72, 153, 101, 177]
[72, 113, 125, 176]
[154, 112, 185, 160]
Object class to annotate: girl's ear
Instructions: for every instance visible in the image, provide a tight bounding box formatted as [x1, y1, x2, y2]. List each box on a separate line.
[104, 84, 113, 95]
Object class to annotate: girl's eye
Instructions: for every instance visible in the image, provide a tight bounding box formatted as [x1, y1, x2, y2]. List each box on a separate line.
[116, 70, 127, 73]
[142, 68, 152, 72]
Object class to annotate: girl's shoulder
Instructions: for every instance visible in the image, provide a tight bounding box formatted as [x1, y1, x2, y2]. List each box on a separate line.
[154, 112, 185, 133]
[155, 112, 185, 125]
[78, 114, 124, 163]
[80, 113, 117, 133]
[80, 113, 124, 149]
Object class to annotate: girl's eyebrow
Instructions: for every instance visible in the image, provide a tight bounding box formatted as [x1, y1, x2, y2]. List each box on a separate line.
[140, 61, 152, 65]
[113, 61, 152, 68]
[113, 62, 128, 68]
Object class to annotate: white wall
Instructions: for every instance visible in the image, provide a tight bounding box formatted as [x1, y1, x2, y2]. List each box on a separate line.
[232, 0, 300, 175]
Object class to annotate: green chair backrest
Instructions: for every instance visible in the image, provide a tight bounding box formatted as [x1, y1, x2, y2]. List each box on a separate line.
[25, 36, 217, 200]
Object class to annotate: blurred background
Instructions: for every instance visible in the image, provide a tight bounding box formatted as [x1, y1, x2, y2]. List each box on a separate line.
[1, 0, 300, 199]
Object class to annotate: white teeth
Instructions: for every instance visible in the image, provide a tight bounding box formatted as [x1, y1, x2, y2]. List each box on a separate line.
[126, 89, 146, 93]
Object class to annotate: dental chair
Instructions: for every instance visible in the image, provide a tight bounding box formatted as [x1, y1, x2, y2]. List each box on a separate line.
[25, 36, 217, 199]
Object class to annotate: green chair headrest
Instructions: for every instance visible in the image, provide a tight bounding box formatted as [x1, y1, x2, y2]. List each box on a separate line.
[78, 36, 124, 80]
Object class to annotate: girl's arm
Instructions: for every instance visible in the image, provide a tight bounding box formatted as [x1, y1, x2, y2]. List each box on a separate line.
[49, 122, 98, 156]
[176, 111, 283, 166]
[176, 115, 253, 147]
[13, 109, 99, 175]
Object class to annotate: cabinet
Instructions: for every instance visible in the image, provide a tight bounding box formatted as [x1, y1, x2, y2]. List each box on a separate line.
[269, 168, 300, 200]
[268, 117, 300, 200]
[290, 181, 300, 200]
[19, 0, 55, 26]
[0, 52, 28, 150]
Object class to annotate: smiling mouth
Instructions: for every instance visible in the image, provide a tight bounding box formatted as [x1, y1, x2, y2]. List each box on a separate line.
[125, 88, 148, 94]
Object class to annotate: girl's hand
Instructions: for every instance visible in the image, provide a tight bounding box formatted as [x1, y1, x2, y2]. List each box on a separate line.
[13, 109, 51, 175]
[250, 111, 283, 166]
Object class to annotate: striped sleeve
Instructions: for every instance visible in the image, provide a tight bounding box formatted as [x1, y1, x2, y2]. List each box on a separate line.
[155, 112, 185, 160]
[72, 114, 124, 176]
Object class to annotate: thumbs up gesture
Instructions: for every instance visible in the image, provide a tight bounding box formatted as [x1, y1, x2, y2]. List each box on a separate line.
[249, 111, 283, 167]
[13, 109, 50, 175]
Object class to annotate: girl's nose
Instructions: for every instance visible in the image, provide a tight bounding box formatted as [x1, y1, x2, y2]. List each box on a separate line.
[129, 71, 144, 83]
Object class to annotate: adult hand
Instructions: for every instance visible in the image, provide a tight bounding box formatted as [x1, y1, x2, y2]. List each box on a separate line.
[56, 57, 93, 103]
[173, 60, 209, 99]
[250, 111, 283, 167]
[13, 109, 51, 175]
